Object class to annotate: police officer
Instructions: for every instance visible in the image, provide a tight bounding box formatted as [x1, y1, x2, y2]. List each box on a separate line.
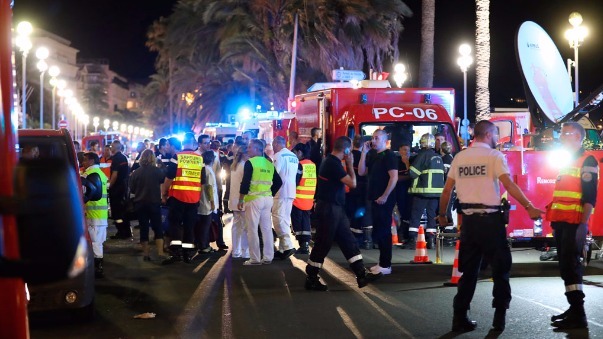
[407, 134, 445, 249]
[305, 136, 382, 291]
[162, 133, 203, 265]
[547, 122, 598, 330]
[438, 120, 543, 332]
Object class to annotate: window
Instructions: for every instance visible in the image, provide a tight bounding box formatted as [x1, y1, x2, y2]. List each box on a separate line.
[359, 122, 460, 154]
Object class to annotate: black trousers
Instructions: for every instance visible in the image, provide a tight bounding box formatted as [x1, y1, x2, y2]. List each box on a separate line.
[371, 200, 395, 268]
[552, 221, 587, 305]
[454, 213, 512, 312]
[109, 185, 131, 236]
[291, 205, 312, 243]
[395, 182, 411, 240]
[307, 201, 364, 276]
[409, 196, 438, 237]
[194, 214, 212, 249]
[136, 202, 163, 242]
[167, 198, 198, 255]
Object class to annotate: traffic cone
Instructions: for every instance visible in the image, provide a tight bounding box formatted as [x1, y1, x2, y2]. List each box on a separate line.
[410, 226, 432, 264]
[391, 219, 401, 245]
[444, 240, 463, 286]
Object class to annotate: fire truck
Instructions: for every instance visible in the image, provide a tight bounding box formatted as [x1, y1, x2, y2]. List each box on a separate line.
[0, 1, 90, 337]
[81, 131, 123, 151]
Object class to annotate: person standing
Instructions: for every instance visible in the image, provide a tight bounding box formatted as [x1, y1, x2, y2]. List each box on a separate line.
[547, 122, 598, 330]
[291, 142, 316, 254]
[358, 130, 398, 276]
[305, 136, 382, 291]
[309, 127, 323, 169]
[130, 141, 146, 172]
[438, 120, 543, 332]
[129, 149, 166, 261]
[89, 140, 101, 155]
[81, 152, 108, 278]
[271, 136, 298, 259]
[228, 143, 250, 259]
[346, 136, 371, 248]
[108, 140, 132, 239]
[99, 145, 112, 180]
[161, 133, 203, 265]
[237, 139, 282, 266]
[407, 134, 445, 249]
[395, 142, 413, 243]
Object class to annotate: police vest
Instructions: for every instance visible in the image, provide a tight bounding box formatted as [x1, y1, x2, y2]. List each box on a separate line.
[293, 159, 317, 210]
[169, 151, 203, 203]
[244, 156, 274, 202]
[99, 156, 112, 179]
[84, 166, 108, 225]
[409, 149, 445, 198]
[546, 154, 595, 224]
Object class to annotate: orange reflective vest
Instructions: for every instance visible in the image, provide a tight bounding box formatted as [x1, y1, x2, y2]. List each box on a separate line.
[169, 151, 203, 203]
[293, 159, 317, 210]
[99, 156, 112, 179]
[546, 154, 595, 224]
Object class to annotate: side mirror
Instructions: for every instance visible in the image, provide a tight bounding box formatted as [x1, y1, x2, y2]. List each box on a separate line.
[10, 158, 88, 284]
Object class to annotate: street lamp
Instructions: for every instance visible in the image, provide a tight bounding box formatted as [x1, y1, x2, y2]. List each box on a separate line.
[36, 47, 49, 129]
[112, 121, 119, 132]
[16, 21, 33, 128]
[393, 63, 408, 88]
[93, 117, 100, 133]
[48, 66, 60, 129]
[457, 43, 473, 147]
[565, 12, 587, 107]
[104, 119, 111, 131]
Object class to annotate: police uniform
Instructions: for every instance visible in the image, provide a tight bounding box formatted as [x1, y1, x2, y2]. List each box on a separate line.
[239, 156, 282, 265]
[546, 148, 598, 328]
[272, 147, 299, 257]
[447, 141, 512, 324]
[163, 149, 203, 264]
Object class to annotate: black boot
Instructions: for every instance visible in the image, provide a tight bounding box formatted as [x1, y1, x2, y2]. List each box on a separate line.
[363, 226, 373, 250]
[94, 258, 104, 278]
[452, 311, 477, 332]
[551, 308, 570, 322]
[492, 308, 506, 331]
[305, 276, 328, 291]
[297, 241, 310, 254]
[553, 291, 588, 329]
[356, 268, 382, 288]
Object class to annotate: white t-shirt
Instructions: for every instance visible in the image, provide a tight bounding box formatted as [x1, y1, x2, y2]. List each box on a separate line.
[228, 160, 245, 211]
[448, 142, 510, 214]
[273, 148, 299, 199]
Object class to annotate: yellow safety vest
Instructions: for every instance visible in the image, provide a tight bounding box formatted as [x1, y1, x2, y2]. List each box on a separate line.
[245, 156, 274, 202]
[84, 165, 108, 225]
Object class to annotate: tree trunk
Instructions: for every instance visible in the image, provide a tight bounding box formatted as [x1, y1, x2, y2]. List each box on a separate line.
[475, 0, 490, 121]
[418, 0, 435, 88]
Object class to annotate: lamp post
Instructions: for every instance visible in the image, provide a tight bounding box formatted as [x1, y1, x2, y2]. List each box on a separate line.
[35, 47, 49, 129]
[104, 119, 111, 131]
[565, 12, 587, 107]
[457, 43, 473, 147]
[93, 117, 100, 133]
[393, 63, 408, 88]
[16, 21, 33, 128]
[48, 66, 60, 129]
[112, 121, 119, 132]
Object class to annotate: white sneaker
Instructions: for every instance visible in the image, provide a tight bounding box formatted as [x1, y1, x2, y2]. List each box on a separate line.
[243, 260, 262, 266]
[370, 265, 392, 275]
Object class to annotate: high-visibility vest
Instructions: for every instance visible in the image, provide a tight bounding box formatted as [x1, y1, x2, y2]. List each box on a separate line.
[169, 151, 203, 203]
[546, 154, 596, 224]
[293, 159, 317, 210]
[99, 156, 112, 179]
[244, 156, 274, 202]
[83, 165, 108, 225]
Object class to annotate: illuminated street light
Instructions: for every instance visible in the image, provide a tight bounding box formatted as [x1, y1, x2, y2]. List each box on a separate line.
[112, 121, 119, 131]
[48, 66, 60, 129]
[36, 47, 49, 129]
[104, 119, 111, 131]
[457, 43, 473, 147]
[393, 63, 407, 88]
[565, 12, 587, 107]
[93, 116, 100, 133]
[16, 21, 33, 128]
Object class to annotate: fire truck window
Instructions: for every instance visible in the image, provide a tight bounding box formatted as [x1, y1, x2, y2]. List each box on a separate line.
[360, 123, 459, 153]
[493, 120, 513, 145]
[347, 125, 355, 138]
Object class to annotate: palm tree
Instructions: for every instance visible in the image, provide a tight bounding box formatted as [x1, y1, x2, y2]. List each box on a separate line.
[418, 0, 435, 88]
[475, 0, 490, 121]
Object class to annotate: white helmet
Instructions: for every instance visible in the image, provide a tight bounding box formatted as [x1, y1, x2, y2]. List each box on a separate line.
[420, 133, 435, 149]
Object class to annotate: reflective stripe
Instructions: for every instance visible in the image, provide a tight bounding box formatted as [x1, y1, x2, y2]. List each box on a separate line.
[347, 254, 362, 263]
[425, 228, 437, 233]
[559, 167, 580, 178]
[170, 158, 178, 164]
[551, 203, 583, 212]
[248, 191, 270, 196]
[295, 193, 315, 199]
[582, 166, 598, 174]
[409, 187, 444, 193]
[307, 259, 322, 268]
[300, 231, 312, 235]
[176, 176, 201, 183]
[565, 284, 583, 292]
[87, 205, 108, 210]
[99, 163, 111, 168]
[552, 191, 582, 199]
[409, 227, 419, 232]
[170, 240, 182, 246]
[410, 166, 421, 176]
[171, 185, 202, 192]
[350, 228, 363, 234]
[250, 180, 272, 185]
[421, 169, 444, 174]
[182, 243, 195, 249]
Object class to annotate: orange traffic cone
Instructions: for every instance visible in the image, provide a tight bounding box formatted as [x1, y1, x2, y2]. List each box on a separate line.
[410, 226, 432, 264]
[444, 240, 463, 286]
[391, 219, 401, 245]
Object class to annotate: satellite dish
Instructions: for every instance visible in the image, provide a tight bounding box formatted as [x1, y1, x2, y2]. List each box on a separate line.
[516, 21, 574, 125]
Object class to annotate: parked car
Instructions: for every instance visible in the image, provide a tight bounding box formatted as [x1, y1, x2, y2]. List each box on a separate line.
[18, 129, 95, 319]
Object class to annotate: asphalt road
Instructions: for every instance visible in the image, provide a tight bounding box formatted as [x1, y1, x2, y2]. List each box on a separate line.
[30, 214, 603, 338]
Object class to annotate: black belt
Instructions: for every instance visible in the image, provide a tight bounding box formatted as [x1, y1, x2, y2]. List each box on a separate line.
[459, 203, 500, 209]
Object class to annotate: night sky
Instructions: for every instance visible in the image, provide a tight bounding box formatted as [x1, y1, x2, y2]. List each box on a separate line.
[12, 0, 603, 120]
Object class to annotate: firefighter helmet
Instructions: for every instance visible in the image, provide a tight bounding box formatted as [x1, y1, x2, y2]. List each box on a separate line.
[420, 133, 435, 148]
